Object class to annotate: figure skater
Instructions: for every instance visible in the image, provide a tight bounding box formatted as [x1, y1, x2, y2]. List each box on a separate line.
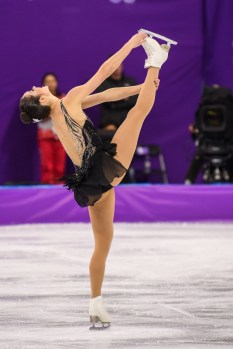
[19, 31, 170, 330]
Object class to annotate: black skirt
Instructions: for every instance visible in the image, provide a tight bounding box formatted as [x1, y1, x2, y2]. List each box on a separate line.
[61, 143, 127, 207]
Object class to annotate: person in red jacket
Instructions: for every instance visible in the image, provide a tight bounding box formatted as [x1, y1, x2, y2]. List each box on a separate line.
[37, 73, 66, 184]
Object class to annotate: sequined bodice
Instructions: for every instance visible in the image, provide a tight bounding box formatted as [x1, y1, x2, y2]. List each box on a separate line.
[60, 100, 102, 172]
[59, 100, 120, 196]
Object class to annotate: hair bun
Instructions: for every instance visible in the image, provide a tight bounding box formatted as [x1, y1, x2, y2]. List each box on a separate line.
[20, 111, 32, 124]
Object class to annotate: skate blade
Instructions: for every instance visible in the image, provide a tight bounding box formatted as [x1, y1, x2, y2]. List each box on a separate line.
[138, 28, 178, 46]
[89, 316, 111, 331]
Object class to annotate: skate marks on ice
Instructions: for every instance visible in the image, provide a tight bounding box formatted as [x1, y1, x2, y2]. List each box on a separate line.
[0, 223, 233, 348]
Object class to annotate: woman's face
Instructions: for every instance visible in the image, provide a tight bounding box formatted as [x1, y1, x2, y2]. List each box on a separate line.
[22, 85, 50, 99]
[43, 75, 58, 94]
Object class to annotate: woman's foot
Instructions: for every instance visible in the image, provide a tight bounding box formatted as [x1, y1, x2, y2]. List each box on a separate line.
[142, 37, 170, 69]
[89, 295, 111, 330]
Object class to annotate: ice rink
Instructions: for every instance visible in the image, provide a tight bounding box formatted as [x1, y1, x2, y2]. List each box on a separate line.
[0, 223, 233, 349]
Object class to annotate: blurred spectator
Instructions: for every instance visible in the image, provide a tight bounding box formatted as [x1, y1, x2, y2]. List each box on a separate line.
[96, 64, 138, 183]
[37, 73, 66, 184]
[96, 63, 137, 134]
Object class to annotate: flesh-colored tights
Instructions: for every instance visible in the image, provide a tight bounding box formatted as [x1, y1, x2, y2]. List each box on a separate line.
[88, 68, 159, 298]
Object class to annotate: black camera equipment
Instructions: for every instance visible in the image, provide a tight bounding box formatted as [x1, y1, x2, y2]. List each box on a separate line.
[185, 85, 233, 183]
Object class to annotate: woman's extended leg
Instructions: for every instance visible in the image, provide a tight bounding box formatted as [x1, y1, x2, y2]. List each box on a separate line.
[88, 188, 115, 298]
[111, 67, 160, 185]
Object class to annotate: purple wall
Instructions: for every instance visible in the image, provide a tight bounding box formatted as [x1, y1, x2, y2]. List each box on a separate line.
[0, 0, 232, 184]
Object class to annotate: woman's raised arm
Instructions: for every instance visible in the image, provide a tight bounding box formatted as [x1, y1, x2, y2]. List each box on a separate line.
[81, 84, 143, 109]
[64, 32, 147, 106]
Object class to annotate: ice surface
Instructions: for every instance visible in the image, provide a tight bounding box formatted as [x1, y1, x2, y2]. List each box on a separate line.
[0, 223, 233, 349]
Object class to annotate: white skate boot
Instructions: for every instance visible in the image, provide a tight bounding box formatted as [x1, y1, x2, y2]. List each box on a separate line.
[142, 37, 170, 69]
[89, 295, 111, 330]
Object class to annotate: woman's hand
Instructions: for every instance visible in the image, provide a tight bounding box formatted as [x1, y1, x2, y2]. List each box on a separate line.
[127, 32, 148, 49]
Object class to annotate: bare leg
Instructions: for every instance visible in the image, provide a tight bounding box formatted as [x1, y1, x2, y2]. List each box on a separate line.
[111, 67, 160, 185]
[88, 188, 115, 298]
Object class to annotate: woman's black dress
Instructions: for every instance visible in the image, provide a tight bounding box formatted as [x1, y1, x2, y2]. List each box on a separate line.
[59, 100, 127, 208]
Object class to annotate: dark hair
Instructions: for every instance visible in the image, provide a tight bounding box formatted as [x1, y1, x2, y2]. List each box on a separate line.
[41, 72, 58, 84]
[41, 72, 62, 98]
[19, 96, 51, 124]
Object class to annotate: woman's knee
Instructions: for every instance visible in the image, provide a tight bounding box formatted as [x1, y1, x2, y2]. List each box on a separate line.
[91, 241, 112, 262]
[127, 107, 141, 120]
[96, 231, 114, 249]
[128, 106, 148, 121]
[92, 224, 114, 248]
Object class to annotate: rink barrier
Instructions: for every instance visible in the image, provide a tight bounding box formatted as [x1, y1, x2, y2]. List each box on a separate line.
[0, 184, 233, 224]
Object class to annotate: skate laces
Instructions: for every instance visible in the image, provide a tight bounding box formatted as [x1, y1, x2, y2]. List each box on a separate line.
[143, 38, 169, 58]
[142, 40, 155, 57]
